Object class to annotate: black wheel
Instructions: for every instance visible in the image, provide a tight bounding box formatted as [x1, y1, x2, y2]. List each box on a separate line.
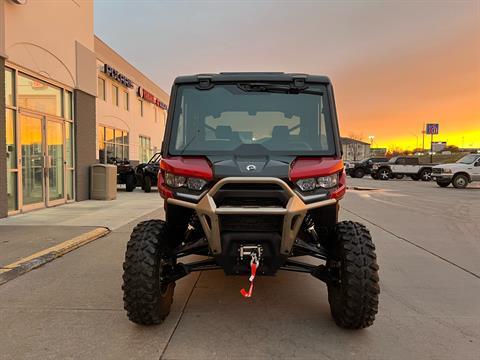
[436, 180, 450, 188]
[420, 169, 432, 181]
[410, 175, 420, 181]
[125, 174, 137, 192]
[378, 168, 391, 180]
[452, 174, 468, 189]
[122, 220, 175, 325]
[395, 174, 404, 180]
[353, 168, 365, 178]
[143, 176, 152, 193]
[371, 173, 378, 180]
[327, 221, 380, 329]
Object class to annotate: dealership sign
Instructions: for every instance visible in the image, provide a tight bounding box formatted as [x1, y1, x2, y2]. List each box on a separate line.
[426, 123, 439, 135]
[103, 64, 133, 88]
[137, 87, 168, 110]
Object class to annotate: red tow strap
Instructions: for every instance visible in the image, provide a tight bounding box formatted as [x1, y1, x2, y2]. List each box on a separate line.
[240, 254, 259, 298]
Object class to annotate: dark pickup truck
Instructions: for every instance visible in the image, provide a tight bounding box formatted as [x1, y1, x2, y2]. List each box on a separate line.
[345, 157, 389, 178]
[371, 156, 436, 181]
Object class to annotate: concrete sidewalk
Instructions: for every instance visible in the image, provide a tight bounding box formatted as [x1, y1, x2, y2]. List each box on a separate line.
[0, 189, 164, 230]
[0, 189, 163, 284]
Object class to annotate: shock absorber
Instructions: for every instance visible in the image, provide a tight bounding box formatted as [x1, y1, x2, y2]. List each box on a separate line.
[184, 213, 203, 243]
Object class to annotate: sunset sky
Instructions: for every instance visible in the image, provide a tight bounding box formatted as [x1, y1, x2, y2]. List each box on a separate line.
[95, 0, 480, 150]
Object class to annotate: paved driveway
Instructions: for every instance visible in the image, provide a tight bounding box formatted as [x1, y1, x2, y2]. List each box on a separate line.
[0, 179, 478, 359]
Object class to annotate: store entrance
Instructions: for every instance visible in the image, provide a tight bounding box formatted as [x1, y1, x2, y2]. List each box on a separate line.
[19, 112, 65, 211]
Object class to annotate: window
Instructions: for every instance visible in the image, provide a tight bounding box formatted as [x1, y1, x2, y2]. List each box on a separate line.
[65, 90, 73, 120]
[17, 73, 63, 117]
[139, 136, 152, 163]
[138, 99, 144, 117]
[169, 84, 334, 155]
[98, 77, 105, 100]
[6, 109, 17, 211]
[112, 84, 119, 106]
[124, 91, 129, 111]
[98, 126, 129, 163]
[66, 122, 74, 200]
[5, 68, 14, 106]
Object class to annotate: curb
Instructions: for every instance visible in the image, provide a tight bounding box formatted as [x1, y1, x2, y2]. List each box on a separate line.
[0, 227, 110, 286]
[347, 186, 381, 191]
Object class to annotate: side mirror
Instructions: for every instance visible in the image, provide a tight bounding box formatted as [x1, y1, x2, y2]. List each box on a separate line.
[367, 160, 372, 164]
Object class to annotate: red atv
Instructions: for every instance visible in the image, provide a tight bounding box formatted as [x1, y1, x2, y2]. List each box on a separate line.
[122, 73, 379, 329]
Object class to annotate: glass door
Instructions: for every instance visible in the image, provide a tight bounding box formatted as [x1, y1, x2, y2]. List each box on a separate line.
[46, 120, 65, 205]
[20, 113, 45, 209]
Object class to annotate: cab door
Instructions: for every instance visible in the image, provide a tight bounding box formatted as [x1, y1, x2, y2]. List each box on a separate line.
[471, 158, 480, 181]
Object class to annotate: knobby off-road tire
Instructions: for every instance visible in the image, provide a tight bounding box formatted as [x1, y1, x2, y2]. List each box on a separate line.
[125, 173, 137, 192]
[122, 220, 175, 325]
[143, 176, 152, 193]
[327, 221, 380, 329]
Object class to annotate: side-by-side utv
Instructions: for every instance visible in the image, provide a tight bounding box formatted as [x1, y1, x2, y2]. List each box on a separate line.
[122, 73, 380, 329]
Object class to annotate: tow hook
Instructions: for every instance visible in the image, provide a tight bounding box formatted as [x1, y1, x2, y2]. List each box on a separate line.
[239, 245, 262, 298]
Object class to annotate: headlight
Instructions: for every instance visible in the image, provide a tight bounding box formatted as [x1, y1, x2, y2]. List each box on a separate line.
[317, 174, 339, 188]
[296, 178, 317, 191]
[186, 177, 208, 191]
[296, 174, 339, 191]
[165, 173, 186, 188]
[164, 172, 207, 191]
[443, 169, 452, 174]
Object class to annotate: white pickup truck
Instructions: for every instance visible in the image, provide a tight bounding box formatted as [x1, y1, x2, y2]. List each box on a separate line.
[370, 156, 436, 181]
[432, 154, 480, 188]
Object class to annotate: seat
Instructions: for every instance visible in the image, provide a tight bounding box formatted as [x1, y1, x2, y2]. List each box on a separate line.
[265, 125, 290, 149]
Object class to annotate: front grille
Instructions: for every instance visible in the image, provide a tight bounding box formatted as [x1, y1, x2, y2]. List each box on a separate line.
[432, 168, 442, 174]
[220, 214, 282, 232]
[213, 183, 289, 207]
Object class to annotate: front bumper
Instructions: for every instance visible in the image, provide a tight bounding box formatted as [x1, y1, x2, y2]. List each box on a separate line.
[166, 177, 337, 256]
[432, 174, 453, 181]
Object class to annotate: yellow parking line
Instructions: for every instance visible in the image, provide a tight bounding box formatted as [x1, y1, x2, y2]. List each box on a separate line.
[0, 227, 110, 284]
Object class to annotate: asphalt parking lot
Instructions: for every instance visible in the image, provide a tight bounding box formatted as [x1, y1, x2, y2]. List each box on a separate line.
[0, 179, 479, 360]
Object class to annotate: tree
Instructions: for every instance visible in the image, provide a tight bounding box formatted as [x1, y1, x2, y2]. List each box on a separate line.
[444, 145, 459, 153]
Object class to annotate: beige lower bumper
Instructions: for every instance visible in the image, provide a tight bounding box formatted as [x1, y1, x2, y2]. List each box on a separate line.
[166, 177, 337, 255]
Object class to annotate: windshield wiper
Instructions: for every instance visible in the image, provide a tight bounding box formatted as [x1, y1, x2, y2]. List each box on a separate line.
[179, 129, 200, 156]
[237, 83, 321, 95]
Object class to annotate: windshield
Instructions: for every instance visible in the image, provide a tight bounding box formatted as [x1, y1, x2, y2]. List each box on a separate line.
[456, 154, 479, 164]
[168, 84, 335, 156]
[388, 157, 398, 163]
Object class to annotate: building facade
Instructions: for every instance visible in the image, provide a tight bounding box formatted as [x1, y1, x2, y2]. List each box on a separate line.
[1, 0, 168, 218]
[95, 36, 168, 166]
[341, 137, 371, 161]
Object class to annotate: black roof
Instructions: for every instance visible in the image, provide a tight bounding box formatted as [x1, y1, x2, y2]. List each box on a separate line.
[174, 72, 331, 84]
